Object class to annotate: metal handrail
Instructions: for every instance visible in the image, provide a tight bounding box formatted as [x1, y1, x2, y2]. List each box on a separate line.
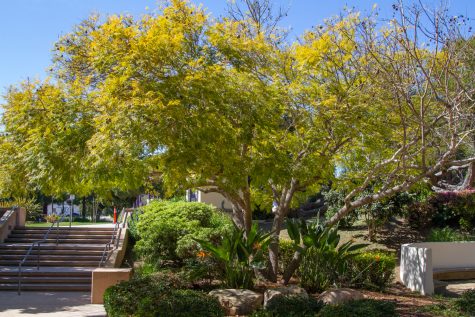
[98, 208, 129, 267]
[17, 212, 68, 295]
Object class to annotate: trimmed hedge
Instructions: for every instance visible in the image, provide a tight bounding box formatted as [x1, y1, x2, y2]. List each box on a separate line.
[103, 272, 224, 317]
[135, 201, 232, 264]
[347, 250, 396, 291]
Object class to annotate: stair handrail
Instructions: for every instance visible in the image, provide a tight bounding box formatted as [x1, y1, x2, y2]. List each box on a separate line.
[98, 208, 129, 267]
[17, 212, 68, 295]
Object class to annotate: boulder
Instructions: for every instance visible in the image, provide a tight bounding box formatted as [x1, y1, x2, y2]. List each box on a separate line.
[209, 289, 263, 316]
[264, 285, 308, 308]
[318, 288, 365, 305]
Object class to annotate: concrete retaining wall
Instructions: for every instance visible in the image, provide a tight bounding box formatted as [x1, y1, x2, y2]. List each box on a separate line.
[0, 207, 26, 243]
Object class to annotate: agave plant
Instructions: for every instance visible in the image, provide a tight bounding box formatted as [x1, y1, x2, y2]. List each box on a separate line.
[194, 223, 272, 289]
[286, 218, 367, 292]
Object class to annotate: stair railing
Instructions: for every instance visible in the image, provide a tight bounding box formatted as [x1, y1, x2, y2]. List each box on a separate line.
[99, 208, 129, 267]
[17, 212, 68, 295]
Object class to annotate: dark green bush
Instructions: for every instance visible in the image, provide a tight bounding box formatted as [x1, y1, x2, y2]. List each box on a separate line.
[136, 289, 224, 317]
[454, 289, 475, 315]
[135, 201, 232, 264]
[317, 299, 397, 317]
[409, 190, 475, 231]
[264, 295, 322, 316]
[297, 224, 366, 293]
[347, 250, 396, 291]
[103, 272, 189, 317]
[103, 272, 223, 317]
[278, 239, 295, 275]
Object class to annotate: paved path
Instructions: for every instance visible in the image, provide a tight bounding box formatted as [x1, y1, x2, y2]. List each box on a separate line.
[0, 292, 106, 317]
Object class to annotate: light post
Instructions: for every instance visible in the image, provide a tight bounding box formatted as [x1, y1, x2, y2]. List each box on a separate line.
[69, 194, 75, 228]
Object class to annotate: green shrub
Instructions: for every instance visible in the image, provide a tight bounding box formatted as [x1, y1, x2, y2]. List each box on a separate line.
[278, 239, 295, 275]
[347, 250, 396, 291]
[195, 223, 271, 289]
[127, 209, 142, 241]
[103, 272, 189, 317]
[103, 272, 222, 317]
[135, 201, 232, 264]
[293, 221, 366, 293]
[262, 295, 322, 317]
[136, 289, 224, 317]
[409, 190, 475, 231]
[317, 299, 397, 317]
[103, 276, 157, 317]
[426, 227, 470, 242]
[454, 289, 475, 315]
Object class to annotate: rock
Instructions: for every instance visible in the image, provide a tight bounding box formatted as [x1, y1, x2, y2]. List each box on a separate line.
[209, 289, 263, 316]
[318, 288, 365, 305]
[264, 285, 308, 308]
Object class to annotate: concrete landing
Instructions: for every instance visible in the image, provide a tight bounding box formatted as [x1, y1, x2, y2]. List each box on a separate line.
[0, 291, 105, 316]
[445, 280, 475, 296]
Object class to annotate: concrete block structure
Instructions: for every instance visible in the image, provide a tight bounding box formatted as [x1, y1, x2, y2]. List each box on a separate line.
[400, 242, 475, 295]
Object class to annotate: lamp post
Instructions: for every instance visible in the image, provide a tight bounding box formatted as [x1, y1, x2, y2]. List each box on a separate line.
[69, 194, 75, 228]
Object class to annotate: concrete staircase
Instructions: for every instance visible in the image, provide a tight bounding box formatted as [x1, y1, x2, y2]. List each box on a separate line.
[0, 226, 114, 292]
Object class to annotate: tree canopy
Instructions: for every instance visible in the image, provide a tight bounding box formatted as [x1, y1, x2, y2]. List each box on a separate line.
[1, 0, 474, 281]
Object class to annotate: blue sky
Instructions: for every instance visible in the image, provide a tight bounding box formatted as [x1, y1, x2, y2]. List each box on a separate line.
[0, 0, 473, 98]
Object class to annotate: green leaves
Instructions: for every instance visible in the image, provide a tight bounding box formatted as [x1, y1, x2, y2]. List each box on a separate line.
[194, 222, 272, 288]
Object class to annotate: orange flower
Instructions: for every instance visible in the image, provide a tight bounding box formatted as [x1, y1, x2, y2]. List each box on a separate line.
[197, 250, 207, 258]
[374, 255, 381, 262]
[253, 242, 262, 250]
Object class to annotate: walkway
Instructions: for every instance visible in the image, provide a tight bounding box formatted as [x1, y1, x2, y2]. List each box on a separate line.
[0, 291, 106, 316]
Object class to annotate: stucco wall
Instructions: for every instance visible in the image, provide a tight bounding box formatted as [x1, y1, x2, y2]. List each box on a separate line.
[400, 242, 475, 295]
[197, 191, 233, 211]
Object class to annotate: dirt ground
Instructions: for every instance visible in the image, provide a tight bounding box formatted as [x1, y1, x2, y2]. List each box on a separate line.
[361, 284, 440, 317]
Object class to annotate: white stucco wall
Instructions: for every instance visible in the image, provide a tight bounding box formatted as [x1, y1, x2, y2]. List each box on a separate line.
[197, 190, 233, 211]
[400, 242, 475, 295]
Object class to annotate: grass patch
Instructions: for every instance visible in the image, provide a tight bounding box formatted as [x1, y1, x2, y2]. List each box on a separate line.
[418, 291, 475, 317]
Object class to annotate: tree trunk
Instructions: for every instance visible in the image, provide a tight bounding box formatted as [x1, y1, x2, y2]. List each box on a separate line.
[232, 205, 245, 230]
[267, 181, 297, 282]
[462, 161, 475, 189]
[81, 197, 86, 220]
[267, 209, 284, 282]
[283, 249, 303, 284]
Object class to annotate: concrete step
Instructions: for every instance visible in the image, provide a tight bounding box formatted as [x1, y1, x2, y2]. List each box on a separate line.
[0, 260, 99, 267]
[0, 243, 107, 251]
[8, 234, 113, 239]
[0, 249, 104, 255]
[0, 270, 92, 278]
[14, 230, 113, 235]
[0, 276, 91, 284]
[4, 238, 110, 244]
[0, 254, 103, 261]
[0, 283, 91, 291]
[19, 226, 114, 231]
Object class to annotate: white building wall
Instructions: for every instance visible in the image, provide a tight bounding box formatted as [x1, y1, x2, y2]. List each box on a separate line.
[197, 191, 233, 211]
[186, 189, 233, 211]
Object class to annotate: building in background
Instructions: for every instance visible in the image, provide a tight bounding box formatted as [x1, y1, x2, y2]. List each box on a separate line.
[47, 202, 80, 217]
[186, 189, 233, 211]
